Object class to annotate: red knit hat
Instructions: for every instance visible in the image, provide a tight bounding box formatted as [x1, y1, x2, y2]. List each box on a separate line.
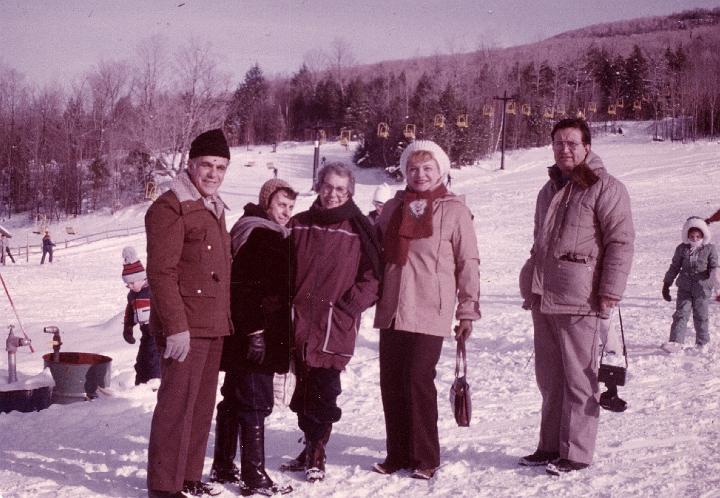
[122, 246, 147, 284]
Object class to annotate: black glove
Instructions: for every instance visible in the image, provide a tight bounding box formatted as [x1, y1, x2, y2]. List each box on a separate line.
[123, 326, 136, 344]
[662, 284, 672, 302]
[246, 332, 266, 364]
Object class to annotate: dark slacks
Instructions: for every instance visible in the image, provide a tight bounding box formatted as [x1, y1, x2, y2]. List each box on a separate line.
[379, 328, 444, 470]
[289, 366, 342, 441]
[217, 367, 275, 428]
[135, 324, 161, 385]
[147, 336, 223, 492]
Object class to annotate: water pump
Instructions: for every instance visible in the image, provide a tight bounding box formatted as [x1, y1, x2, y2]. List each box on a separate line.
[6, 325, 32, 384]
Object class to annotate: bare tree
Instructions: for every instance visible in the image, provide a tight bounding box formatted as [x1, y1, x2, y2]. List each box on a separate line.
[169, 39, 230, 172]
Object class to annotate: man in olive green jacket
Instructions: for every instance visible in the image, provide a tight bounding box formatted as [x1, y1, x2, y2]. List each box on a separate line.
[146, 129, 232, 498]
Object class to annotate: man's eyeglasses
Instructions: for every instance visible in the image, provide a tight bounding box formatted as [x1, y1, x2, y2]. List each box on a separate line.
[320, 183, 349, 197]
[552, 141, 584, 151]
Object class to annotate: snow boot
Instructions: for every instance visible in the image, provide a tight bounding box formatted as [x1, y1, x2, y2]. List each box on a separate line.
[240, 424, 293, 496]
[210, 412, 241, 483]
[305, 425, 332, 482]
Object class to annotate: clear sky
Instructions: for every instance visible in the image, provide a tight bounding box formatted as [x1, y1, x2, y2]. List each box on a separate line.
[2, 0, 717, 86]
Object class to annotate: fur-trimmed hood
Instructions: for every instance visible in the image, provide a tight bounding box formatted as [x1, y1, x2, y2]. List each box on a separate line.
[682, 216, 712, 244]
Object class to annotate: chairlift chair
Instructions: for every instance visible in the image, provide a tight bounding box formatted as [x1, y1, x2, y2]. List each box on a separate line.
[456, 114, 469, 128]
[616, 98, 624, 109]
[633, 100, 642, 111]
[377, 122, 390, 138]
[403, 124, 416, 139]
[608, 104, 617, 116]
[507, 102, 517, 115]
[588, 102, 597, 113]
[543, 107, 554, 119]
[144, 181, 157, 200]
[521, 103, 531, 116]
[434, 114, 445, 128]
[482, 105, 493, 117]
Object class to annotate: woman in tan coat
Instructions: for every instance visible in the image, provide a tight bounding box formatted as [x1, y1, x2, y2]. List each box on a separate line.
[373, 140, 481, 480]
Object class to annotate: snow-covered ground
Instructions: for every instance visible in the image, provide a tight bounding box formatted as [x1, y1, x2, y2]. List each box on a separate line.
[1, 124, 720, 497]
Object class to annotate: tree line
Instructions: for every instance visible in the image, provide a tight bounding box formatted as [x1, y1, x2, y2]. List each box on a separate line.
[1, 13, 719, 220]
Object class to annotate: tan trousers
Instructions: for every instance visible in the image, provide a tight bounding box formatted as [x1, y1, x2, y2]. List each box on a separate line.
[147, 336, 223, 492]
[532, 312, 602, 464]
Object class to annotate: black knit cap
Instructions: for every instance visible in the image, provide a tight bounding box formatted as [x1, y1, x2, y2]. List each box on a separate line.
[189, 129, 230, 159]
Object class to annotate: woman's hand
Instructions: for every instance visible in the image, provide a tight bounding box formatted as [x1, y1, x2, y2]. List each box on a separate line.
[454, 319, 473, 341]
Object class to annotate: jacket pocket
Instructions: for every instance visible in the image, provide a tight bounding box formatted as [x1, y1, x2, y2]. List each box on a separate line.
[320, 304, 358, 358]
[546, 258, 594, 307]
[181, 228, 206, 263]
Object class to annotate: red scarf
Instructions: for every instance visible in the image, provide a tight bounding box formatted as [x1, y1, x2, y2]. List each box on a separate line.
[384, 184, 448, 266]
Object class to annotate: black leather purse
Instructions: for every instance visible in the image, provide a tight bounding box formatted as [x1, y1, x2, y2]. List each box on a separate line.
[449, 336, 471, 427]
[598, 308, 628, 386]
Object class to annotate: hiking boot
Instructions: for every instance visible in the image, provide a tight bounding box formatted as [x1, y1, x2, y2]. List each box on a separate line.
[182, 480, 222, 497]
[518, 450, 560, 467]
[545, 458, 589, 476]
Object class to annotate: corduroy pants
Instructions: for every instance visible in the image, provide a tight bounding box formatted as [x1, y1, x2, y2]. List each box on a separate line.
[147, 336, 223, 492]
[379, 328, 444, 470]
[532, 311, 602, 465]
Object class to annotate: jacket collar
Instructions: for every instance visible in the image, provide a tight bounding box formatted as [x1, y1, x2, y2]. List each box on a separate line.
[170, 170, 229, 218]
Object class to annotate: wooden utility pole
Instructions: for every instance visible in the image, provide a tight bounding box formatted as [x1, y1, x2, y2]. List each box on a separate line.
[493, 91, 515, 170]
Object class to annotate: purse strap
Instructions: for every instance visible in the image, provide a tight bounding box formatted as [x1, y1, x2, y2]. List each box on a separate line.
[600, 306, 629, 368]
[455, 336, 468, 379]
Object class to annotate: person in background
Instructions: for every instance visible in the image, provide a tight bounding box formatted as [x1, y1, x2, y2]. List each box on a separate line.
[145, 129, 232, 498]
[367, 183, 393, 224]
[121, 246, 161, 386]
[372, 140, 480, 480]
[281, 162, 381, 482]
[210, 178, 296, 496]
[41, 230, 55, 264]
[661, 217, 719, 352]
[518, 118, 635, 476]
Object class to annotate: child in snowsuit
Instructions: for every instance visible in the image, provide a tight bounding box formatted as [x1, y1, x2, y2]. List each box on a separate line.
[662, 217, 719, 351]
[121, 246, 161, 385]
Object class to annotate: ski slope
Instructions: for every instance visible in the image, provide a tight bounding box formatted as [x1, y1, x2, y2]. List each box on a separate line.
[1, 123, 719, 497]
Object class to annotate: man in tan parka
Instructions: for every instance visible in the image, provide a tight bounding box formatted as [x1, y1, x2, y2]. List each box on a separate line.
[518, 118, 635, 475]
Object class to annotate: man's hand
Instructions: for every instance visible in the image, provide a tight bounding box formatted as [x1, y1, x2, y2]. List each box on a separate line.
[454, 319, 473, 341]
[599, 296, 619, 313]
[164, 331, 190, 362]
[662, 284, 672, 302]
[123, 326, 136, 344]
[246, 331, 266, 364]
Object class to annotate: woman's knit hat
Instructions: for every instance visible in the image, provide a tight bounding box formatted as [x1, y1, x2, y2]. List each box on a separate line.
[122, 246, 147, 284]
[399, 140, 451, 178]
[259, 178, 295, 210]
